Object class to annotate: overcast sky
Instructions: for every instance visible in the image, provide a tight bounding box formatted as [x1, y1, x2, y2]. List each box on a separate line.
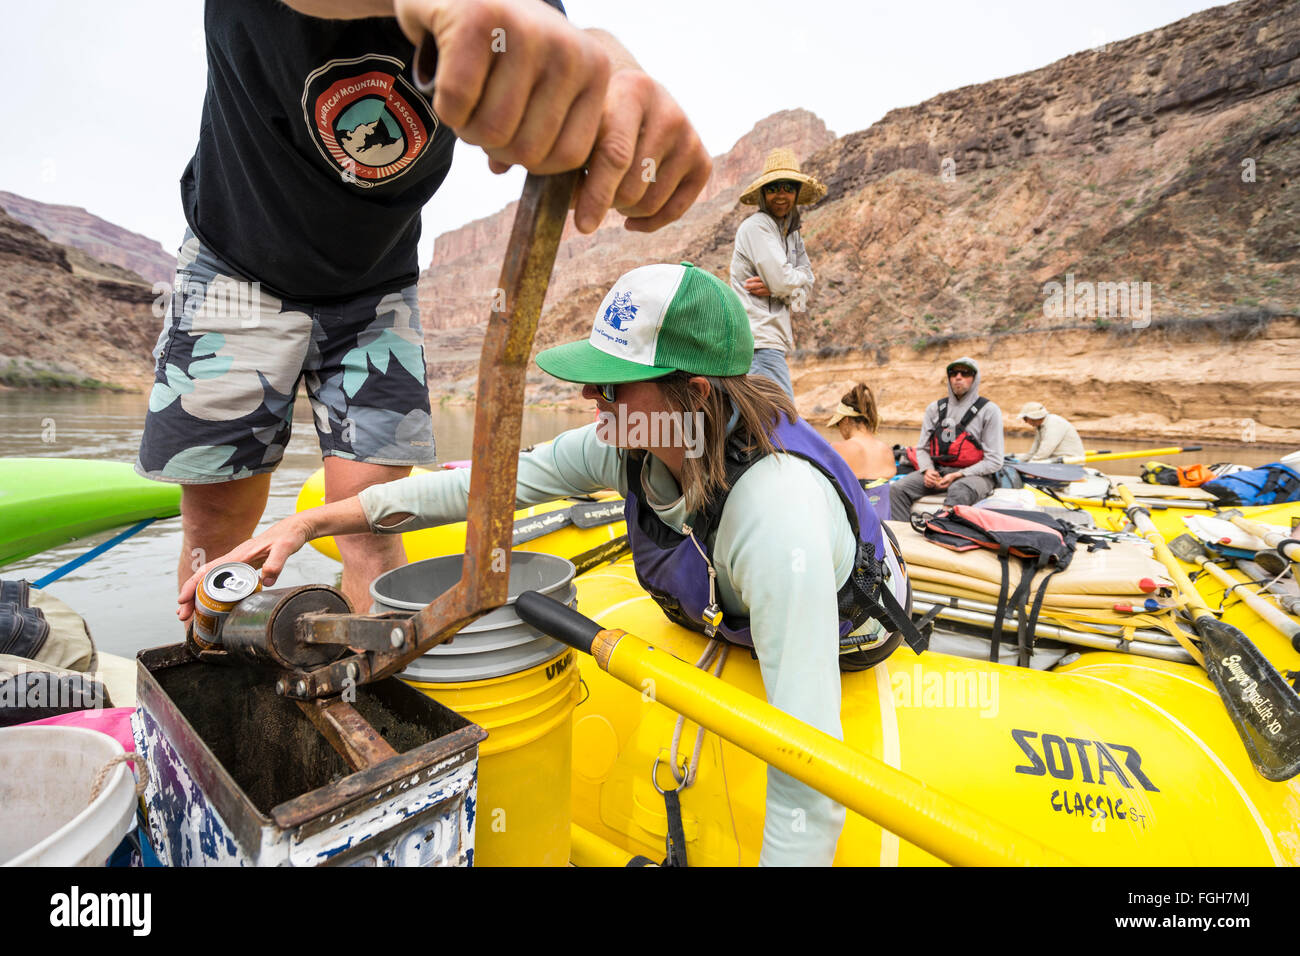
[1, 0, 1220, 267]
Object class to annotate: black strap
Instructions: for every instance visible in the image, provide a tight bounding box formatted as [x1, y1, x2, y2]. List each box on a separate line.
[0, 604, 50, 660]
[863, 582, 928, 654]
[989, 551, 1012, 663]
[0, 580, 31, 608]
[1008, 559, 1037, 668]
[1260, 467, 1299, 502]
[954, 396, 989, 435]
[914, 604, 944, 641]
[1021, 566, 1064, 667]
[662, 788, 688, 867]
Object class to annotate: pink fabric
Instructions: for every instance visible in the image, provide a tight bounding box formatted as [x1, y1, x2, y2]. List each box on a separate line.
[19, 707, 136, 753]
[952, 505, 1064, 543]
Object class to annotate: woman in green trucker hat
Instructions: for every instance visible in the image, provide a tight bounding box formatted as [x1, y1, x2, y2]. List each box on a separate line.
[178, 262, 910, 867]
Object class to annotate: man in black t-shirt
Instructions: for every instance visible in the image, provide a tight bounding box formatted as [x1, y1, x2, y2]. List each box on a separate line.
[138, 0, 712, 613]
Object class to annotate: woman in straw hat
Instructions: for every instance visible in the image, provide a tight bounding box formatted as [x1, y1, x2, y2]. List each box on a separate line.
[178, 262, 914, 867]
[729, 148, 826, 399]
[828, 383, 897, 483]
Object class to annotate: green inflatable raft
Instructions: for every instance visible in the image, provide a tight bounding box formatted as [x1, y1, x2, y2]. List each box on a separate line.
[0, 459, 181, 567]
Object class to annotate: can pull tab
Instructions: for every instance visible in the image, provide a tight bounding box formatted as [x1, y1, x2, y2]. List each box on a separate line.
[683, 524, 722, 638]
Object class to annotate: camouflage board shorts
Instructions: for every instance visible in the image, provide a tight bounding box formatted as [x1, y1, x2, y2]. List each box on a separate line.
[136, 231, 436, 483]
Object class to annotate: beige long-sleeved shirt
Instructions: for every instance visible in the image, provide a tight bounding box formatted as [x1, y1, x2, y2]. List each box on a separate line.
[729, 212, 814, 353]
[1025, 413, 1085, 461]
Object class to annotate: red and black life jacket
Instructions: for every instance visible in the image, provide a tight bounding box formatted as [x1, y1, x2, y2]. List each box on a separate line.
[925, 396, 988, 468]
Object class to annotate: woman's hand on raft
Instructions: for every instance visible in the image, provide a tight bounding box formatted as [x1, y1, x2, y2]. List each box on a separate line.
[177, 516, 313, 624]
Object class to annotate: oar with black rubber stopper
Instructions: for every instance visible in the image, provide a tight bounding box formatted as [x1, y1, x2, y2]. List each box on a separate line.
[1168, 533, 1300, 653]
[1117, 485, 1300, 781]
[515, 590, 1074, 866]
[1057, 445, 1203, 465]
[1233, 558, 1300, 616]
[1216, 508, 1300, 577]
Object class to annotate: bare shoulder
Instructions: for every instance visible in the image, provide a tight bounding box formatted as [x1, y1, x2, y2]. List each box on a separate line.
[831, 438, 871, 477]
[861, 437, 897, 480]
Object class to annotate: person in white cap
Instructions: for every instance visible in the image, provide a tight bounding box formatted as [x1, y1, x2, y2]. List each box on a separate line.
[178, 262, 917, 867]
[729, 148, 826, 398]
[1019, 402, 1085, 462]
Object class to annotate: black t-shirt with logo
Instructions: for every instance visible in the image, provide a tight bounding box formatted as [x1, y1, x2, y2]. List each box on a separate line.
[182, 0, 563, 304]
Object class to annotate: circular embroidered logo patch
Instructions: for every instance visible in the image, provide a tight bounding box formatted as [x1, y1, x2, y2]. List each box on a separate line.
[302, 55, 438, 188]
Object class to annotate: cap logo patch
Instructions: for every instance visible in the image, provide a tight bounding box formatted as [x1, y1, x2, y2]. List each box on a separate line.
[602, 291, 638, 331]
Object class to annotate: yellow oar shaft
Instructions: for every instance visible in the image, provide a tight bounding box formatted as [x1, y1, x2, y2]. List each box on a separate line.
[1065, 446, 1195, 465]
[1052, 492, 1210, 511]
[589, 629, 1073, 867]
[1116, 485, 1207, 666]
[1226, 513, 1281, 544]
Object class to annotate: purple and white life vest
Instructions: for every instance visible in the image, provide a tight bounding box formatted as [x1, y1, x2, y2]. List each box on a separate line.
[623, 414, 894, 648]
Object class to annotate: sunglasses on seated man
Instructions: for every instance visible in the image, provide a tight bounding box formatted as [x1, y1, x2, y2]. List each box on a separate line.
[762, 181, 799, 195]
[596, 383, 618, 402]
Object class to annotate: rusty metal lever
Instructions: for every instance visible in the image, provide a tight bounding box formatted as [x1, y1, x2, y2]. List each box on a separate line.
[282, 170, 580, 700]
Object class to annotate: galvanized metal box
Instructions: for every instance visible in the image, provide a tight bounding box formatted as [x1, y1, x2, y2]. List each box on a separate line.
[133, 644, 487, 866]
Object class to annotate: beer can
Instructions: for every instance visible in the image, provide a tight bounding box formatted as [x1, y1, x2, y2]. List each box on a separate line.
[191, 562, 262, 651]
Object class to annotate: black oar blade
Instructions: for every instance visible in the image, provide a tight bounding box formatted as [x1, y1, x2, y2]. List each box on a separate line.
[1008, 461, 1087, 485]
[569, 500, 625, 529]
[1196, 616, 1300, 781]
[511, 508, 574, 545]
[1168, 533, 1208, 564]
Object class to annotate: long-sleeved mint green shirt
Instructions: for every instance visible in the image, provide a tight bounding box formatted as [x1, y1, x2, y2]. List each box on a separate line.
[358, 422, 901, 865]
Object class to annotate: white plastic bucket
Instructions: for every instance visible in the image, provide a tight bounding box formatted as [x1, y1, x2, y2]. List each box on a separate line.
[0, 726, 136, 866]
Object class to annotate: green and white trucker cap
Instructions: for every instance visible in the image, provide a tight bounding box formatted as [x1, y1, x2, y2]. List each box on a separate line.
[535, 262, 754, 384]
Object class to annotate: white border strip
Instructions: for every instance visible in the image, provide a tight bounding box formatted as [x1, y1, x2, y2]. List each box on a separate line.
[873, 662, 902, 867]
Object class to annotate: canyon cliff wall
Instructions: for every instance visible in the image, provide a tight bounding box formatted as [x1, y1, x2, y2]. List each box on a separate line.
[420, 0, 1299, 445]
[0, 192, 174, 288]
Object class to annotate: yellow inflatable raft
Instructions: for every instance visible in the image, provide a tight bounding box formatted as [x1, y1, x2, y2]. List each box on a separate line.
[566, 556, 1300, 866]
[296, 467, 627, 568]
[295, 474, 1300, 865]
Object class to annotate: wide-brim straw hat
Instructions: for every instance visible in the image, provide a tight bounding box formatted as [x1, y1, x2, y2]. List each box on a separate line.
[740, 148, 827, 206]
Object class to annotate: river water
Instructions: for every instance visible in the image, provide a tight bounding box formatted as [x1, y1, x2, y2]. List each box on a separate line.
[1, 389, 1287, 659]
[1, 390, 591, 658]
